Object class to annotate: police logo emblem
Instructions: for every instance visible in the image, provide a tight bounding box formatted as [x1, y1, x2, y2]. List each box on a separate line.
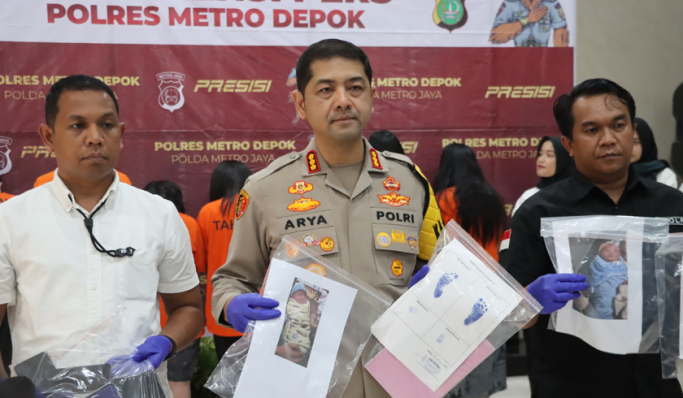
[157, 72, 186, 113]
[235, 190, 250, 220]
[286, 243, 300, 259]
[407, 236, 418, 251]
[305, 263, 327, 277]
[391, 230, 406, 244]
[289, 181, 314, 195]
[391, 259, 404, 277]
[302, 234, 317, 247]
[376, 232, 392, 247]
[0, 136, 12, 176]
[433, 0, 468, 32]
[320, 237, 335, 252]
[382, 177, 401, 192]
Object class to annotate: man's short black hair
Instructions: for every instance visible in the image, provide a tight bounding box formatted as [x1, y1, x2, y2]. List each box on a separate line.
[45, 75, 119, 128]
[296, 39, 373, 96]
[553, 78, 636, 139]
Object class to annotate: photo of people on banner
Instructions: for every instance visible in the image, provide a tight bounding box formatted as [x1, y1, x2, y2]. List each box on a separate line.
[275, 278, 329, 368]
[570, 238, 628, 320]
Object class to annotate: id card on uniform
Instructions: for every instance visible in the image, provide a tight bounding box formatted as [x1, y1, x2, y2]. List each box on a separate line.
[371, 239, 523, 391]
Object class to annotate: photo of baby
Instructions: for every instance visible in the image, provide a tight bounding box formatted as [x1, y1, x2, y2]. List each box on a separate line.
[570, 238, 628, 320]
[275, 278, 329, 367]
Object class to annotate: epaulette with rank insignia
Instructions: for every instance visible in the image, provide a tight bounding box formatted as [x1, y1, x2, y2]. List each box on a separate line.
[251, 152, 301, 182]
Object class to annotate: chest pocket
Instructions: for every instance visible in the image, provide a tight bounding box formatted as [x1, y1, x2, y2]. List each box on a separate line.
[372, 225, 420, 287]
[277, 210, 339, 257]
[102, 218, 161, 302]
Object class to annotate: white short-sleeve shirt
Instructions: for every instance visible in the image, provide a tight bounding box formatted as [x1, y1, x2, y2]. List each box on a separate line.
[0, 170, 199, 366]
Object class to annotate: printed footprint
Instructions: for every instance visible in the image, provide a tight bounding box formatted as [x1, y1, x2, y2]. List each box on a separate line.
[433, 273, 459, 298]
[464, 298, 488, 325]
[408, 306, 419, 314]
[436, 334, 444, 344]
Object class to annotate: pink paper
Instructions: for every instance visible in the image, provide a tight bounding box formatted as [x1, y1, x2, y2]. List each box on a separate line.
[365, 341, 496, 398]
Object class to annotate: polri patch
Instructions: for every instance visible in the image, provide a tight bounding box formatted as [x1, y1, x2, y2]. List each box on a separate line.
[235, 189, 250, 220]
[407, 236, 418, 251]
[383, 176, 401, 192]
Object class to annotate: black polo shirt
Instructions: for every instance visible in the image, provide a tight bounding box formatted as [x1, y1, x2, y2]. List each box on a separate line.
[502, 167, 683, 398]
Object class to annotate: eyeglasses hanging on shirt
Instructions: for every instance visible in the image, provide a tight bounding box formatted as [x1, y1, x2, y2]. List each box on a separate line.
[75, 198, 136, 258]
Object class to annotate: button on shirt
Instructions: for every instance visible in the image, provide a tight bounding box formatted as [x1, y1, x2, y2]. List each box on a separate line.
[0, 171, 199, 366]
[502, 167, 683, 398]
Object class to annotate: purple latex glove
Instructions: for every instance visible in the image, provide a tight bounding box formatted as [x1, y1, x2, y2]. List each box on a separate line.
[225, 293, 281, 333]
[106, 354, 154, 378]
[527, 273, 588, 315]
[132, 336, 173, 369]
[409, 266, 430, 289]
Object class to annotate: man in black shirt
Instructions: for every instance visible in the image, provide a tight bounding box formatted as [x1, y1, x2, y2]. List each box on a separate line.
[503, 78, 683, 397]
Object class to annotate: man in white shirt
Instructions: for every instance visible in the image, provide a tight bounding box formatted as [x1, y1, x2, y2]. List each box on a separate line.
[0, 75, 203, 394]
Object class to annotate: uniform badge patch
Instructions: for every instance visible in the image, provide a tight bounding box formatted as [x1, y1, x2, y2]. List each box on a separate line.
[555, 3, 565, 19]
[378, 192, 411, 207]
[307, 150, 320, 173]
[382, 176, 401, 192]
[391, 259, 404, 277]
[302, 234, 318, 247]
[391, 230, 407, 244]
[289, 181, 314, 195]
[306, 263, 327, 277]
[320, 237, 335, 252]
[407, 236, 418, 251]
[287, 197, 321, 212]
[235, 189, 250, 220]
[369, 148, 383, 170]
[376, 232, 392, 247]
[286, 243, 300, 259]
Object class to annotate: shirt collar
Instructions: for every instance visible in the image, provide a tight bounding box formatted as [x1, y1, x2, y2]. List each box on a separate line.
[565, 165, 645, 203]
[51, 169, 120, 214]
[300, 137, 390, 177]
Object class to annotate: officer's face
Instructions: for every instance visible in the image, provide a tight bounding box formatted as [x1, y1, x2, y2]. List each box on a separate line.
[561, 94, 634, 182]
[38, 90, 125, 184]
[294, 57, 375, 143]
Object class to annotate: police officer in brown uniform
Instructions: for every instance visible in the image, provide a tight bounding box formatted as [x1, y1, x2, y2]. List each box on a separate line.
[211, 39, 443, 398]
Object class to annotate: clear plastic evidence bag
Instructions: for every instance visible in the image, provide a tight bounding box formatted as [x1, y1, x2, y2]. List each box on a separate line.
[12, 307, 167, 398]
[541, 215, 669, 355]
[365, 220, 541, 397]
[655, 233, 683, 380]
[205, 236, 392, 398]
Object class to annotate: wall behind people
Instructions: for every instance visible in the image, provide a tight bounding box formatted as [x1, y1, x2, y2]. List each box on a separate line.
[576, 1, 683, 163]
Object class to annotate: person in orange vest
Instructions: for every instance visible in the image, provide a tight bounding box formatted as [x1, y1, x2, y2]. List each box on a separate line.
[197, 161, 251, 360]
[34, 169, 131, 188]
[143, 180, 206, 398]
[0, 177, 13, 204]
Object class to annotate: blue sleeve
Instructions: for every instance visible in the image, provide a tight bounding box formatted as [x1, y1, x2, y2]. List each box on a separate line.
[548, 2, 568, 29]
[492, 2, 514, 27]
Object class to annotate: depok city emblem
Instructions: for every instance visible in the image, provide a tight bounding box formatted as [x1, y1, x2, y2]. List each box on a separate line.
[433, 0, 468, 32]
[157, 72, 186, 113]
[0, 136, 13, 176]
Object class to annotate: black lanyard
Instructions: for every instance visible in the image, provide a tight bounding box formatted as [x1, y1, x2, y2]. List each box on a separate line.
[76, 199, 135, 258]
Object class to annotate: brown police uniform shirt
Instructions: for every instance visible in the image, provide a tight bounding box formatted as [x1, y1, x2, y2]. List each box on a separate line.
[211, 138, 436, 398]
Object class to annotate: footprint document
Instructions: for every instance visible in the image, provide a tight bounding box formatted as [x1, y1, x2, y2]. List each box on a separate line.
[371, 238, 523, 391]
